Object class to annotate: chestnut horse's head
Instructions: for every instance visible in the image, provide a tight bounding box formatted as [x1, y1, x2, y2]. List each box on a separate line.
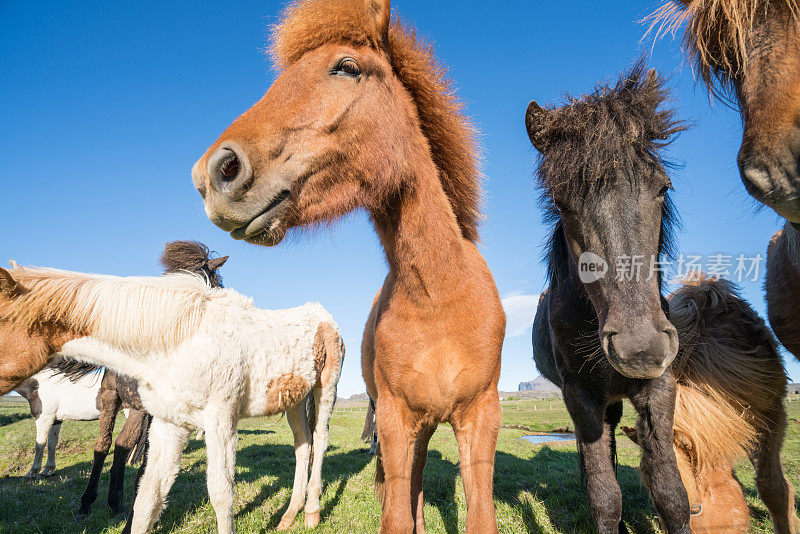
[622, 426, 750, 533]
[527, 63, 683, 379]
[652, 0, 800, 221]
[192, 0, 481, 246]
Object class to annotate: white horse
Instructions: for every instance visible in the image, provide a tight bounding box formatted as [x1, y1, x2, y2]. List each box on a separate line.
[0, 266, 344, 534]
[13, 367, 104, 478]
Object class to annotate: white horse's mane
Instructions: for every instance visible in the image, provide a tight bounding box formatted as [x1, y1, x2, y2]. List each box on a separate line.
[5, 266, 251, 352]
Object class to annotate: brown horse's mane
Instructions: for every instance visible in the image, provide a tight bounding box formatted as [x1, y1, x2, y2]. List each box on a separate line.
[647, 0, 799, 93]
[44, 240, 225, 383]
[271, 0, 482, 242]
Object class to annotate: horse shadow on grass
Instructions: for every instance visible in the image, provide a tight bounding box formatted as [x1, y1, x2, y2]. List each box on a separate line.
[418, 444, 658, 534]
[154, 440, 374, 532]
[493, 446, 659, 534]
[0, 412, 29, 427]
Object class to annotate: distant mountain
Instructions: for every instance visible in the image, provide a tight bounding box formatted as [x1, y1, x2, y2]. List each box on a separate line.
[518, 375, 559, 393]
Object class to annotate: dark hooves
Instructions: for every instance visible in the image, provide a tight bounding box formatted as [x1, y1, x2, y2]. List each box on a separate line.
[74, 513, 89, 522]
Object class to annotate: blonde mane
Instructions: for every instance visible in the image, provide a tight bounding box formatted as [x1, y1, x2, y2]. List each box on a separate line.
[3, 267, 216, 352]
[646, 0, 799, 91]
[271, 0, 483, 242]
[668, 275, 786, 475]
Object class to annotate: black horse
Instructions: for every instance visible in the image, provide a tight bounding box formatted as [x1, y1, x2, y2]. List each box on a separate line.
[526, 63, 690, 534]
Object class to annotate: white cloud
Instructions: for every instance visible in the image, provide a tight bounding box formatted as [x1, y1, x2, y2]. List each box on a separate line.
[501, 293, 540, 338]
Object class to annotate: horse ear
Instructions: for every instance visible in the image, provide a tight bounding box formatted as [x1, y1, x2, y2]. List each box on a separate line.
[620, 426, 639, 445]
[0, 267, 18, 295]
[365, 0, 390, 45]
[206, 256, 229, 271]
[525, 100, 549, 152]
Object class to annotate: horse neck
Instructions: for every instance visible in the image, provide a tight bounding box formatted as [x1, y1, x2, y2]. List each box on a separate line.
[785, 222, 800, 272]
[372, 159, 471, 302]
[13, 378, 36, 400]
[546, 226, 593, 316]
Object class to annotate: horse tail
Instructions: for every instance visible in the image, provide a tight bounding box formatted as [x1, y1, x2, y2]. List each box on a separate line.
[361, 398, 376, 442]
[128, 413, 151, 466]
[305, 391, 317, 439]
[668, 274, 786, 475]
[308, 320, 345, 457]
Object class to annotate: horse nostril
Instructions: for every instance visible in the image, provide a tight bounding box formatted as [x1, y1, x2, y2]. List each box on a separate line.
[207, 144, 250, 193]
[216, 150, 242, 182]
[220, 155, 240, 181]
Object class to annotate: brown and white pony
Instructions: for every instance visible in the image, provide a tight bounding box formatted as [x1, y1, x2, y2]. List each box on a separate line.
[648, 1, 800, 367]
[74, 240, 228, 521]
[190, 0, 506, 532]
[624, 275, 798, 533]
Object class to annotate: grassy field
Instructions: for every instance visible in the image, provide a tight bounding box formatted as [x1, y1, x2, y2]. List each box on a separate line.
[1, 396, 800, 533]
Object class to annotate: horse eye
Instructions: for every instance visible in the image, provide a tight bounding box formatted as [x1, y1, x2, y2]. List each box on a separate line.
[657, 185, 670, 198]
[334, 58, 360, 77]
[554, 200, 570, 213]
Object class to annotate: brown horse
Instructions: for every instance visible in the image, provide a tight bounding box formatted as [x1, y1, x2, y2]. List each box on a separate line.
[624, 275, 798, 533]
[767, 223, 800, 363]
[621, 426, 750, 533]
[190, 1, 506, 532]
[649, 0, 800, 220]
[649, 0, 800, 434]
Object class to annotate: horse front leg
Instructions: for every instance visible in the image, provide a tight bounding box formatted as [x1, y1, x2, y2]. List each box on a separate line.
[127, 418, 190, 534]
[122, 415, 151, 534]
[628, 370, 690, 534]
[451, 387, 500, 534]
[410, 424, 435, 534]
[376, 393, 417, 534]
[77, 393, 120, 520]
[25, 414, 54, 478]
[204, 415, 238, 534]
[107, 409, 148, 517]
[562, 381, 624, 534]
[41, 421, 61, 477]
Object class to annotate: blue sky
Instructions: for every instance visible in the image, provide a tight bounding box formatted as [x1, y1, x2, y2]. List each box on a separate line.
[1, 1, 795, 397]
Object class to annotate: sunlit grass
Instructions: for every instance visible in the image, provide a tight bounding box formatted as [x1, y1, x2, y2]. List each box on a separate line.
[1, 396, 799, 532]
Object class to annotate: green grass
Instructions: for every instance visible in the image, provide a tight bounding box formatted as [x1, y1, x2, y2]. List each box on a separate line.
[1, 397, 800, 533]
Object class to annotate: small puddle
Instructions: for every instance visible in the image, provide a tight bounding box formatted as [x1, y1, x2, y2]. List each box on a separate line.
[521, 433, 575, 445]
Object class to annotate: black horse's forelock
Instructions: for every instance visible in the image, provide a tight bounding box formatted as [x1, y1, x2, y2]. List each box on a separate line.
[535, 61, 686, 198]
[536, 61, 684, 288]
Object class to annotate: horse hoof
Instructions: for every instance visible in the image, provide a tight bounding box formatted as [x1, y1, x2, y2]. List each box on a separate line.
[276, 519, 293, 531]
[74, 514, 89, 522]
[39, 469, 54, 478]
[304, 511, 320, 529]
